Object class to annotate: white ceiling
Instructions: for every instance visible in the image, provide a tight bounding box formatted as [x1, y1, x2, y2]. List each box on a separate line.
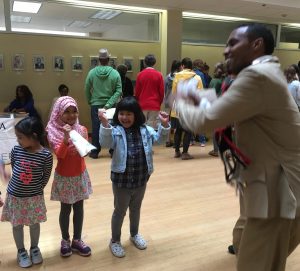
[103, 0, 300, 23]
[2, 0, 300, 35]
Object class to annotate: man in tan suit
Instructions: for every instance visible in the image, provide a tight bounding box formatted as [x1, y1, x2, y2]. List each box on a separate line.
[177, 23, 300, 271]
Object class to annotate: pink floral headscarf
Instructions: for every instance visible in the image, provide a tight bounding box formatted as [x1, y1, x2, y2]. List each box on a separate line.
[46, 96, 83, 151]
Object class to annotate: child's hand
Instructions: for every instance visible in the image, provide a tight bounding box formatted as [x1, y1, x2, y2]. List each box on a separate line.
[63, 124, 72, 134]
[62, 124, 71, 144]
[98, 109, 109, 128]
[0, 196, 3, 207]
[158, 111, 169, 127]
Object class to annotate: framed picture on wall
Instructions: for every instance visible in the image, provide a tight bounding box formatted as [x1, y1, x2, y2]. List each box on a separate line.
[109, 57, 117, 69]
[0, 54, 4, 70]
[33, 55, 45, 71]
[12, 53, 25, 71]
[90, 56, 98, 69]
[139, 57, 145, 71]
[123, 57, 133, 72]
[53, 56, 64, 71]
[72, 56, 83, 71]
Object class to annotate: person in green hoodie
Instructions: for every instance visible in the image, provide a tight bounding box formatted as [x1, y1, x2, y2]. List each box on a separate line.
[85, 48, 122, 159]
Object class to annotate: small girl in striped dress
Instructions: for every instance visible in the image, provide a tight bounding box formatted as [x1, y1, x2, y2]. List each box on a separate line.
[1, 116, 53, 268]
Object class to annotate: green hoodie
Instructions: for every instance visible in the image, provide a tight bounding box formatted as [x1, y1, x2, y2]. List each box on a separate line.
[85, 65, 122, 108]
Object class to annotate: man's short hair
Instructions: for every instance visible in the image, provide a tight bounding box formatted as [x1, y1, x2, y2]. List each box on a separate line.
[144, 54, 156, 67]
[181, 57, 193, 70]
[242, 23, 275, 55]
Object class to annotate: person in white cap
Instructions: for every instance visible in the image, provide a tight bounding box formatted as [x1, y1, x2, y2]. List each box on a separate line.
[85, 48, 122, 159]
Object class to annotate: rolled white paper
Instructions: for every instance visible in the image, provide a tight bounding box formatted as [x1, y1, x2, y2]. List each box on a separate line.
[69, 130, 96, 157]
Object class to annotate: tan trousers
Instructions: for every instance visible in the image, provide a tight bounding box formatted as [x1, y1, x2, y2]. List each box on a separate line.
[142, 110, 159, 129]
[236, 217, 300, 271]
[232, 215, 246, 255]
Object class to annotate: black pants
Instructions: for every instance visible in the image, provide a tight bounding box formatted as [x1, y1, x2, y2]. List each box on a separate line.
[59, 200, 84, 240]
[174, 118, 192, 153]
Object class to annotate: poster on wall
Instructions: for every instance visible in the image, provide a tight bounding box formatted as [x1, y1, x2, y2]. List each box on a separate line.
[12, 53, 25, 71]
[33, 55, 45, 71]
[90, 56, 98, 69]
[0, 115, 25, 164]
[123, 57, 133, 72]
[0, 54, 4, 70]
[109, 57, 118, 69]
[72, 56, 83, 71]
[53, 56, 64, 71]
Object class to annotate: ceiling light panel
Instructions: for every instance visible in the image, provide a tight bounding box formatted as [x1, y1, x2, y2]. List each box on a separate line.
[13, 1, 42, 13]
[183, 12, 250, 21]
[90, 10, 122, 20]
[11, 15, 31, 22]
[68, 20, 92, 28]
[12, 27, 87, 36]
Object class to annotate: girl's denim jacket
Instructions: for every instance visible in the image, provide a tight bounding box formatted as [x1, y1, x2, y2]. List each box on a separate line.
[99, 123, 170, 174]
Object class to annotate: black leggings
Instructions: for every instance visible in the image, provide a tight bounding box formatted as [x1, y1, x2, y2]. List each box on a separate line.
[174, 119, 192, 153]
[59, 200, 84, 240]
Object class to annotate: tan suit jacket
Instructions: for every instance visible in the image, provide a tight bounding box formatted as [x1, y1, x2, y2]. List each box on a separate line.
[178, 56, 300, 219]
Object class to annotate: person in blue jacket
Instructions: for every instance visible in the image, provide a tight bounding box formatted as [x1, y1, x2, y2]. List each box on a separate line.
[98, 96, 170, 258]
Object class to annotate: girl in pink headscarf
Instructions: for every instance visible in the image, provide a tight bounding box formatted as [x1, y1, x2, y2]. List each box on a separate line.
[46, 96, 92, 258]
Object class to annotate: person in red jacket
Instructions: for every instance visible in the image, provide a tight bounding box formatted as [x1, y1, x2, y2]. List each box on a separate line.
[135, 54, 164, 129]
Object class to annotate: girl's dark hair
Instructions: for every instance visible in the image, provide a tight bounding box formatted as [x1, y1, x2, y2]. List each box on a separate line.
[113, 96, 145, 128]
[170, 60, 181, 77]
[15, 85, 33, 101]
[15, 116, 46, 146]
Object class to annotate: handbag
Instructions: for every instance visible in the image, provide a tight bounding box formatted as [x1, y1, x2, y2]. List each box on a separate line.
[215, 126, 251, 184]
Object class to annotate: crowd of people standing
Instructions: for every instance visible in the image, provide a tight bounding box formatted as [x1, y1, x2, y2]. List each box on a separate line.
[2, 23, 300, 271]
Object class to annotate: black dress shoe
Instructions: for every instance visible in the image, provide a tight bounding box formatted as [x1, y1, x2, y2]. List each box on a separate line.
[89, 152, 99, 159]
[165, 142, 173, 147]
[228, 245, 235, 255]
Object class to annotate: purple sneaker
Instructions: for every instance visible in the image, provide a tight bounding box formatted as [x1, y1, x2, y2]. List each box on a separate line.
[60, 239, 72, 257]
[71, 239, 91, 256]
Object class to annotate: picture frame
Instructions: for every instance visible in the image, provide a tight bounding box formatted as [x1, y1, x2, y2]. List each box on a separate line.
[33, 55, 45, 71]
[90, 56, 98, 69]
[12, 53, 25, 71]
[53, 56, 64, 71]
[109, 56, 117, 69]
[72, 56, 83, 72]
[123, 57, 133, 72]
[139, 57, 145, 72]
[0, 54, 4, 70]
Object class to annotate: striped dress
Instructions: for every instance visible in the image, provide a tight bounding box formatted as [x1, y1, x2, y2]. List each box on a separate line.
[1, 145, 53, 226]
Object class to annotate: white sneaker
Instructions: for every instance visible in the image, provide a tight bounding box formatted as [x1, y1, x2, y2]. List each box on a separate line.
[109, 240, 125, 258]
[30, 247, 43, 264]
[17, 250, 32, 268]
[130, 234, 147, 250]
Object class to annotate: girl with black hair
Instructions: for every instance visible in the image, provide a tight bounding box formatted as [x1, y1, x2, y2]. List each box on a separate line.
[98, 96, 170, 258]
[1, 116, 53, 268]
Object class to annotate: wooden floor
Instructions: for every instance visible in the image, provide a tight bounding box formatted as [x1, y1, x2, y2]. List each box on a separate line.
[1, 144, 300, 271]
